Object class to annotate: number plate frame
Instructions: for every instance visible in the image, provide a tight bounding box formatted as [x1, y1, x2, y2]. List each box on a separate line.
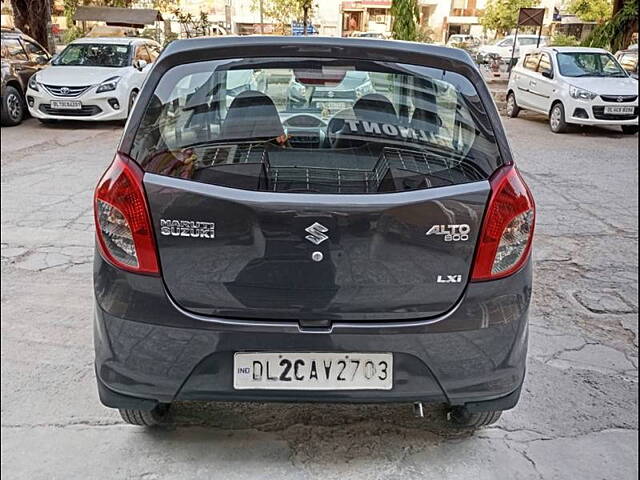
[233, 352, 393, 390]
[50, 100, 82, 110]
[603, 105, 635, 115]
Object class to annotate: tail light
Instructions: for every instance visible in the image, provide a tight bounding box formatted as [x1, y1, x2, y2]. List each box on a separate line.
[471, 165, 535, 281]
[94, 153, 160, 275]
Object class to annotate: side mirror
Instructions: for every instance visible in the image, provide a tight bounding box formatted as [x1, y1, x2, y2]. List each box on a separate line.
[541, 70, 554, 79]
[35, 55, 48, 65]
[133, 59, 148, 71]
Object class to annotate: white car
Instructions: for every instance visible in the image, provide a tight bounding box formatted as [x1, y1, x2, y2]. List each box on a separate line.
[446, 34, 479, 48]
[506, 47, 639, 134]
[478, 35, 548, 61]
[26, 37, 161, 122]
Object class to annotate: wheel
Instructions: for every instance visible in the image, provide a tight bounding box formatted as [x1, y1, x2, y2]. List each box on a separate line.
[506, 92, 520, 118]
[446, 406, 502, 429]
[1, 86, 25, 126]
[549, 102, 569, 133]
[119, 403, 170, 427]
[621, 125, 638, 135]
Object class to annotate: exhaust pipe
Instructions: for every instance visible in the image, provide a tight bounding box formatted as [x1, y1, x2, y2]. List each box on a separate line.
[413, 402, 424, 418]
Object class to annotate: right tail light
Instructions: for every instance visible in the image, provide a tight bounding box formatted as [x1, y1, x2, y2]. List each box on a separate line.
[471, 165, 535, 281]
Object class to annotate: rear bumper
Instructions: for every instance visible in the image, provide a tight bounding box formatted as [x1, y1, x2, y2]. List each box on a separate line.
[94, 253, 531, 409]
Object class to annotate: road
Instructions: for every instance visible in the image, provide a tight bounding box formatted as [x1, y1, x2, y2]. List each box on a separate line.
[1, 116, 638, 479]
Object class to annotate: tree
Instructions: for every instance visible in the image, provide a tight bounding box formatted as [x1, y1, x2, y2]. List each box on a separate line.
[390, 0, 420, 41]
[11, 0, 53, 49]
[568, 0, 612, 23]
[250, 0, 314, 34]
[481, 0, 539, 37]
[583, 0, 638, 50]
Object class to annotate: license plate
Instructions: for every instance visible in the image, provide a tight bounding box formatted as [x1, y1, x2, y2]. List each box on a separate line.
[234, 352, 393, 390]
[316, 101, 348, 111]
[604, 106, 635, 115]
[50, 100, 82, 110]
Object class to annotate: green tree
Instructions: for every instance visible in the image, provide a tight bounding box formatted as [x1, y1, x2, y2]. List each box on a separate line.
[390, 0, 420, 41]
[481, 0, 539, 37]
[583, 0, 638, 50]
[568, 0, 612, 23]
[250, 0, 314, 34]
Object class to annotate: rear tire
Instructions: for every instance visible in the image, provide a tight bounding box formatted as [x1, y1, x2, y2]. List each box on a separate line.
[549, 102, 569, 133]
[506, 92, 520, 118]
[1, 86, 25, 126]
[447, 406, 502, 429]
[621, 125, 639, 135]
[119, 403, 170, 427]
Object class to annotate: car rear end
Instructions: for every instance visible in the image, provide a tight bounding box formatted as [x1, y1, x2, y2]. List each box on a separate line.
[93, 37, 535, 426]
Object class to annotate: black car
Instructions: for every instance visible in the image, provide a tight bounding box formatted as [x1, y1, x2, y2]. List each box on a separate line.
[1, 27, 50, 126]
[93, 37, 535, 429]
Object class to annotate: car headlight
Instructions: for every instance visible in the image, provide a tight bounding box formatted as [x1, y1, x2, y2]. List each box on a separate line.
[96, 76, 120, 93]
[569, 85, 597, 100]
[355, 80, 374, 98]
[28, 75, 39, 92]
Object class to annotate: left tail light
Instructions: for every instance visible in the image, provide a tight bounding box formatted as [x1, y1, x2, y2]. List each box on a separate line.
[94, 153, 160, 275]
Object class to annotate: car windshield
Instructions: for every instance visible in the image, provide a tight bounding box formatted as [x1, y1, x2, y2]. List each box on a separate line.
[557, 52, 627, 77]
[53, 43, 130, 67]
[131, 57, 501, 194]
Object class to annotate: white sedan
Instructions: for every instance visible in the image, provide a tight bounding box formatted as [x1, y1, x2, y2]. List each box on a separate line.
[26, 37, 161, 122]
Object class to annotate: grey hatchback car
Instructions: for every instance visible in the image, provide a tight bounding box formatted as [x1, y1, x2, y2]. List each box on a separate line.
[93, 37, 535, 429]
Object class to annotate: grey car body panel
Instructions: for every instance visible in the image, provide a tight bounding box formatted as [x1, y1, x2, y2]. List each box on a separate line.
[94, 253, 530, 405]
[146, 174, 490, 320]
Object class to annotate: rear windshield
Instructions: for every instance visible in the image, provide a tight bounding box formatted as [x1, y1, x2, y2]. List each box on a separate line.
[131, 57, 502, 194]
[53, 43, 131, 67]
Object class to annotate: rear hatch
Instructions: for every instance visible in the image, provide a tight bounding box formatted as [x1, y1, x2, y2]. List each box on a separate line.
[129, 54, 504, 321]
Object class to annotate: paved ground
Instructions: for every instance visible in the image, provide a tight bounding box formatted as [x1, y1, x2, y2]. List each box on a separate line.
[1, 116, 638, 479]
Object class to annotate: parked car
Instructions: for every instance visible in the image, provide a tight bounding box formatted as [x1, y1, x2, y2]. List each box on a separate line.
[446, 34, 480, 48]
[349, 31, 389, 40]
[26, 37, 161, 123]
[507, 46, 639, 134]
[1, 27, 51, 126]
[615, 46, 638, 79]
[93, 37, 535, 429]
[478, 34, 548, 62]
[286, 69, 375, 115]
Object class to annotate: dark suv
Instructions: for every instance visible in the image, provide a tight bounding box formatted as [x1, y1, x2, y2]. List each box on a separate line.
[93, 37, 535, 429]
[1, 27, 50, 126]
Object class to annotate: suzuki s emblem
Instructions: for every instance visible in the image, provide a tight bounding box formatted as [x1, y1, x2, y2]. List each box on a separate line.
[617, 96, 624, 102]
[60, 87, 70, 95]
[305, 222, 329, 245]
[327, 91, 335, 98]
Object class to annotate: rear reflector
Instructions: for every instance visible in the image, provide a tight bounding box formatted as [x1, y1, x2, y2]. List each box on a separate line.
[471, 165, 535, 281]
[94, 153, 160, 275]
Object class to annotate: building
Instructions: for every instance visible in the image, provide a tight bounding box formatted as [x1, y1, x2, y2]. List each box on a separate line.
[341, 1, 392, 36]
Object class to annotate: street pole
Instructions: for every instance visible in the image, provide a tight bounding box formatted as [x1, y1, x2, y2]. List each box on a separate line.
[260, 0, 264, 34]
